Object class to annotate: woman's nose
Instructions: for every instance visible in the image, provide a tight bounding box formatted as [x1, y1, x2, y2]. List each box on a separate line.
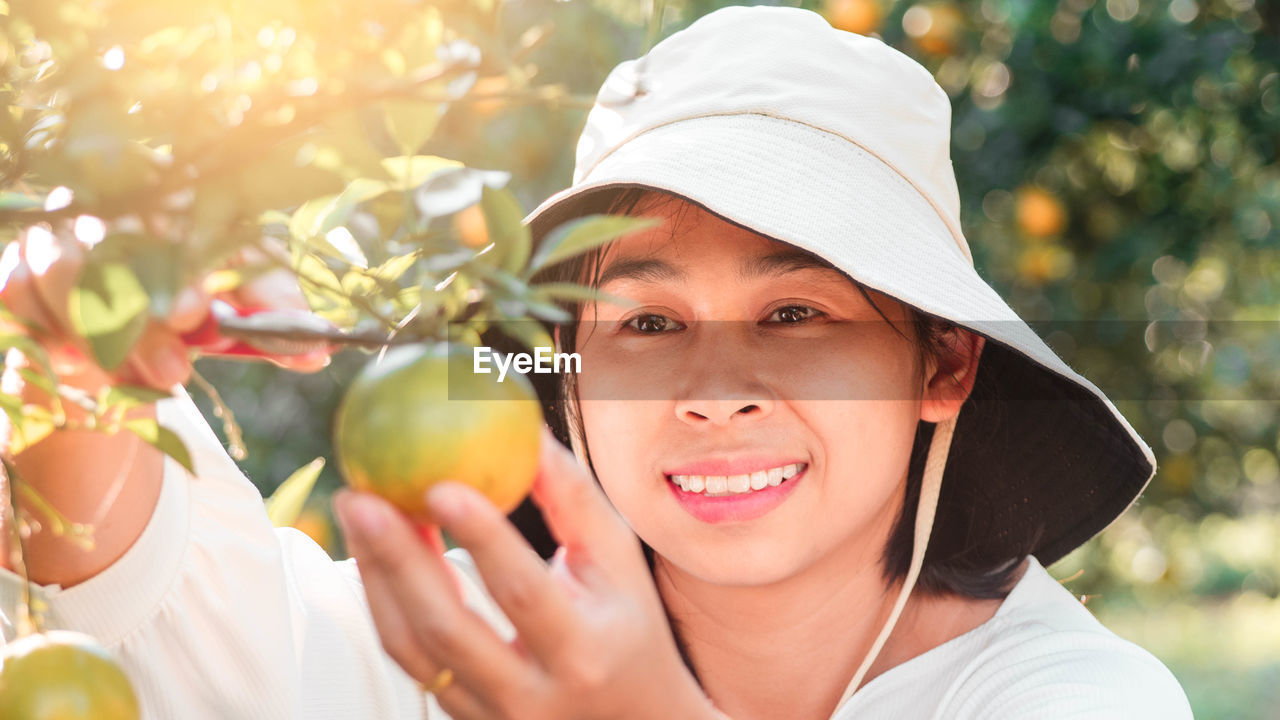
[675, 393, 774, 426]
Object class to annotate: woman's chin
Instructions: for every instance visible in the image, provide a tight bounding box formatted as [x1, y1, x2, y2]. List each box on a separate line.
[654, 543, 806, 588]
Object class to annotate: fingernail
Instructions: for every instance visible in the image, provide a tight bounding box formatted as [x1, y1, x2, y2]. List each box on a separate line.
[426, 483, 467, 524]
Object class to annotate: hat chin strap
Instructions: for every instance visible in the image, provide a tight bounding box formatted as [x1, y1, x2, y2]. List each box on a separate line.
[830, 415, 956, 716]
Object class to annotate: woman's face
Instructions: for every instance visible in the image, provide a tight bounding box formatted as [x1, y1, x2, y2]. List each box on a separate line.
[572, 197, 935, 587]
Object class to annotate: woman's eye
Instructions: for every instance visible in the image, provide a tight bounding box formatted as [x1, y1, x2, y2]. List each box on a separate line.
[625, 314, 682, 334]
[768, 305, 821, 324]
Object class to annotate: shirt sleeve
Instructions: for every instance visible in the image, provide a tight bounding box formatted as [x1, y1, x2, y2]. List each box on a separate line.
[942, 630, 1194, 720]
[0, 388, 508, 720]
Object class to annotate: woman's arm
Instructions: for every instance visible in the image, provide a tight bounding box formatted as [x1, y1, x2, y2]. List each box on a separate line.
[0, 230, 435, 718]
[2, 388, 432, 719]
[0, 227, 184, 586]
[0, 227, 322, 587]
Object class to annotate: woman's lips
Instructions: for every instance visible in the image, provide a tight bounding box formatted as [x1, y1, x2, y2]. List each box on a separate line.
[665, 464, 807, 523]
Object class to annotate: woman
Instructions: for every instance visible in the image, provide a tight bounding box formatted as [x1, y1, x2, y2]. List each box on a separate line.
[1, 6, 1190, 719]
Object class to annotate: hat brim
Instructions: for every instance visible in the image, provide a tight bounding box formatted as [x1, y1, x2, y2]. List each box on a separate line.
[524, 112, 1155, 567]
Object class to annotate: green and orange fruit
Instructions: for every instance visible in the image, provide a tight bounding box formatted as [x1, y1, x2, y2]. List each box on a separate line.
[0, 631, 140, 720]
[333, 342, 543, 521]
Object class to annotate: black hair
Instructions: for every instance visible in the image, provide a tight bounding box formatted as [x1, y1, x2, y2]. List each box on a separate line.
[530, 187, 1021, 682]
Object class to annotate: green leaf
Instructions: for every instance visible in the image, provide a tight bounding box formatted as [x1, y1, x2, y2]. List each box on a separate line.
[293, 253, 353, 324]
[477, 187, 532, 276]
[371, 252, 420, 283]
[265, 457, 325, 528]
[314, 227, 369, 269]
[3, 403, 55, 455]
[527, 215, 660, 275]
[380, 155, 462, 191]
[104, 384, 175, 409]
[69, 260, 150, 371]
[423, 247, 477, 274]
[476, 264, 530, 298]
[258, 209, 292, 226]
[0, 332, 54, 378]
[288, 178, 389, 241]
[124, 418, 195, 475]
[524, 298, 572, 323]
[15, 366, 56, 396]
[384, 100, 443, 155]
[532, 282, 635, 308]
[0, 192, 43, 211]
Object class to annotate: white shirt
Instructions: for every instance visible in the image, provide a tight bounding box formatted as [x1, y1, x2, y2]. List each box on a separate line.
[0, 390, 1192, 719]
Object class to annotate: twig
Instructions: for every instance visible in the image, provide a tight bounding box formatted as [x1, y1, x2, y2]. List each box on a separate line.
[189, 369, 247, 461]
[216, 317, 417, 349]
[2, 458, 43, 637]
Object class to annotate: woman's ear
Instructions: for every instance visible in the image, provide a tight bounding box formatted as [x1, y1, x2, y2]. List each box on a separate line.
[919, 328, 985, 424]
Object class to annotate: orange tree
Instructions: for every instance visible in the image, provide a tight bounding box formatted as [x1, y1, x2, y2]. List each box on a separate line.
[5, 0, 1279, 712]
[0, 0, 656, 684]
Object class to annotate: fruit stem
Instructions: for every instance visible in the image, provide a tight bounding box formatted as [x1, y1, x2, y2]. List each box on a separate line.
[2, 458, 45, 637]
[190, 370, 248, 461]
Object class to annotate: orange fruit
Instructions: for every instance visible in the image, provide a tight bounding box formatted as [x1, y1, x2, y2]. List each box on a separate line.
[0, 631, 140, 720]
[453, 204, 490, 249]
[824, 0, 882, 35]
[333, 342, 542, 521]
[1016, 245, 1073, 285]
[904, 2, 966, 56]
[1015, 185, 1068, 239]
[468, 75, 511, 118]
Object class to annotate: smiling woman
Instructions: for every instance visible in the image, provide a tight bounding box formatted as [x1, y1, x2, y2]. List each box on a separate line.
[542, 189, 1014, 596]
[0, 5, 1195, 720]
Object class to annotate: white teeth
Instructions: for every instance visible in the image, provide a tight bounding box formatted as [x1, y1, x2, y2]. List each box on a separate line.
[767, 466, 784, 486]
[670, 463, 806, 496]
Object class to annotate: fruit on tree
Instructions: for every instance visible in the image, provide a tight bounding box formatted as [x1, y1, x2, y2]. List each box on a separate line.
[903, 2, 965, 56]
[0, 631, 140, 720]
[453, 205, 490, 249]
[823, 0, 882, 36]
[333, 343, 542, 521]
[1015, 185, 1068, 239]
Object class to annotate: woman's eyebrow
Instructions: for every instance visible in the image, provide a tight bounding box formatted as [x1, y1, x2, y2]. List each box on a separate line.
[596, 250, 841, 287]
[597, 258, 685, 286]
[738, 250, 842, 280]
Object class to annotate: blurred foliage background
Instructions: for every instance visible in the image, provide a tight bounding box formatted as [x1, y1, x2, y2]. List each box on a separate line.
[3, 0, 1278, 717]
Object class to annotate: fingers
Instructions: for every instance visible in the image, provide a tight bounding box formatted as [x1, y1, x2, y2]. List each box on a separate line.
[23, 225, 83, 339]
[0, 239, 60, 339]
[429, 683, 494, 720]
[121, 324, 193, 390]
[426, 481, 578, 664]
[529, 426, 640, 587]
[165, 286, 211, 334]
[228, 263, 310, 313]
[334, 491, 531, 699]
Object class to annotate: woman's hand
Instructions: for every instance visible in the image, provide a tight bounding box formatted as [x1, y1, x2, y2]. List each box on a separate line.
[0, 226, 330, 411]
[0, 226, 334, 586]
[334, 427, 726, 720]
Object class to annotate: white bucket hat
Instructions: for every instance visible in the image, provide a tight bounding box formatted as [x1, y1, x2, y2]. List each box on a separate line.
[523, 4, 1156, 709]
